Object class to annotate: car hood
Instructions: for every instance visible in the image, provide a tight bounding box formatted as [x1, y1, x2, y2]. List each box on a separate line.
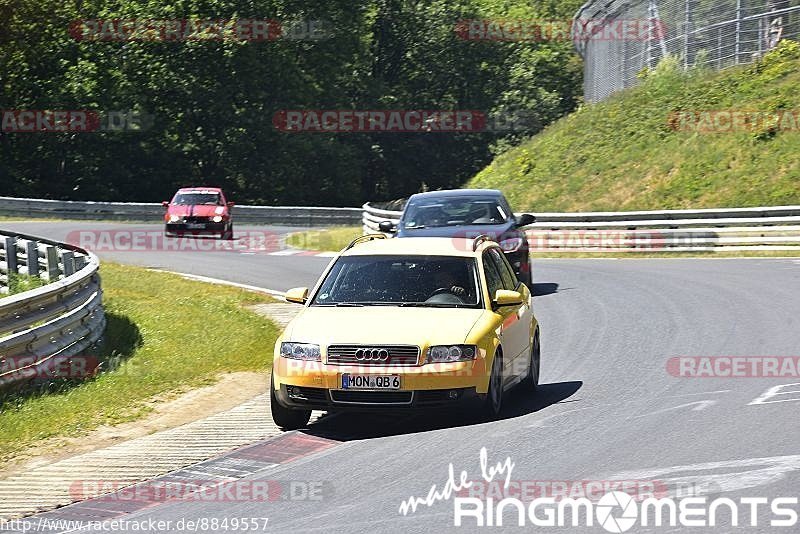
[284, 306, 487, 347]
[396, 222, 515, 239]
[167, 204, 227, 217]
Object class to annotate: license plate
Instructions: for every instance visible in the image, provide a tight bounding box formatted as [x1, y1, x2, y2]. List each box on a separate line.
[186, 223, 205, 229]
[341, 374, 400, 390]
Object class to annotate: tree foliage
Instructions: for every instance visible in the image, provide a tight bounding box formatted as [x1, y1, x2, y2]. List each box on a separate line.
[0, 0, 582, 205]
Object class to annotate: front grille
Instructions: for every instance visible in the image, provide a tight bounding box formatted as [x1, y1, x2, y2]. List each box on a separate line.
[326, 344, 419, 366]
[330, 390, 413, 405]
[183, 216, 211, 224]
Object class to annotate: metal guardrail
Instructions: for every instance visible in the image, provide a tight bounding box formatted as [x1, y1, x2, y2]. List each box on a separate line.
[362, 202, 800, 251]
[0, 196, 362, 226]
[0, 231, 105, 390]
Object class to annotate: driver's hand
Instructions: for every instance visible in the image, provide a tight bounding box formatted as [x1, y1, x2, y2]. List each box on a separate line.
[450, 285, 465, 296]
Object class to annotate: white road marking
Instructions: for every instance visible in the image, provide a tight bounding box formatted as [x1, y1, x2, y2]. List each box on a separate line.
[748, 382, 800, 405]
[148, 269, 285, 297]
[606, 454, 800, 497]
[631, 400, 717, 418]
[667, 390, 731, 397]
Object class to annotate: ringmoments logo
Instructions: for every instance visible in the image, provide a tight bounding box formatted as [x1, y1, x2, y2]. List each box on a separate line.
[398, 449, 799, 530]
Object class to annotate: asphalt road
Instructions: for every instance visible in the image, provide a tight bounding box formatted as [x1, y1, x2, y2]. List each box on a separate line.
[3, 221, 800, 533]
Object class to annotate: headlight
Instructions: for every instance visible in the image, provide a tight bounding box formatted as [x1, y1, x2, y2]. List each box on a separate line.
[499, 237, 524, 252]
[168, 214, 181, 223]
[426, 345, 477, 363]
[280, 342, 321, 361]
[212, 215, 223, 222]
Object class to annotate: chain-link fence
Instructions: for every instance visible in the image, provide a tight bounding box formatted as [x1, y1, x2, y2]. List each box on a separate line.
[573, 0, 800, 102]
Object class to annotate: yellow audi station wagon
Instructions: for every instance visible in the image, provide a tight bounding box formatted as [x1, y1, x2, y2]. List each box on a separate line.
[269, 234, 540, 429]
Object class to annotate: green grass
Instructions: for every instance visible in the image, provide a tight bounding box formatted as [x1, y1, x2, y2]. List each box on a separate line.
[286, 226, 363, 251]
[0, 263, 279, 465]
[468, 41, 800, 211]
[6, 273, 47, 295]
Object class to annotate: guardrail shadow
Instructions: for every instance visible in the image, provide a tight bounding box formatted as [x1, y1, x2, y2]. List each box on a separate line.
[304, 380, 582, 441]
[0, 312, 142, 404]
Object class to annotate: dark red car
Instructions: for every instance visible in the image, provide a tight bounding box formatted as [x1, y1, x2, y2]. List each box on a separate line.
[162, 187, 234, 239]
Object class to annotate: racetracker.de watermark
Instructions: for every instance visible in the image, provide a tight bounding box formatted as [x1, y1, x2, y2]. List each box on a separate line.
[667, 356, 800, 378]
[65, 229, 283, 253]
[1, 110, 151, 133]
[668, 110, 800, 133]
[272, 110, 539, 133]
[0, 354, 100, 385]
[69, 479, 330, 503]
[456, 480, 668, 502]
[69, 19, 329, 41]
[455, 18, 666, 42]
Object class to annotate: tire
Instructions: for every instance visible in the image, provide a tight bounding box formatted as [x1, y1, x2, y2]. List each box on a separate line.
[522, 330, 540, 391]
[518, 260, 533, 288]
[222, 223, 234, 240]
[483, 349, 504, 419]
[269, 376, 311, 430]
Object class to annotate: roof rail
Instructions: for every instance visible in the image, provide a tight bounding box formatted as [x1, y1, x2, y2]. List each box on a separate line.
[345, 233, 388, 250]
[472, 234, 494, 251]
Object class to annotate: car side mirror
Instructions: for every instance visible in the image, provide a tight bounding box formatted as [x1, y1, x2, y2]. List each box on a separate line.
[378, 221, 396, 233]
[161, 201, 169, 207]
[494, 289, 523, 308]
[516, 213, 536, 227]
[227, 201, 235, 208]
[284, 287, 309, 305]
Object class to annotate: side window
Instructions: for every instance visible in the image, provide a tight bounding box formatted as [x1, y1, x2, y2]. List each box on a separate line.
[482, 253, 504, 298]
[490, 248, 518, 290]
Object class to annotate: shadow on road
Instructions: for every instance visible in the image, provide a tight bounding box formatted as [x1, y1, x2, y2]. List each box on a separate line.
[531, 282, 561, 297]
[304, 380, 583, 442]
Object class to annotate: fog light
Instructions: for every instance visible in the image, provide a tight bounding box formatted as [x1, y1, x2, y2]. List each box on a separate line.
[448, 390, 459, 400]
[289, 386, 301, 397]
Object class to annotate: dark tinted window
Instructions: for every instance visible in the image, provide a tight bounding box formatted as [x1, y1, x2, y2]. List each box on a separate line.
[172, 192, 222, 205]
[482, 253, 504, 298]
[311, 255, 481, 308]
[490, 248, 519, 290]
[402, 196, 510, 229]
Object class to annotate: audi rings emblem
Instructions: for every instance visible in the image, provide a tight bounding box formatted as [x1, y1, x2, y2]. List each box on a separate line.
[355, 348, 389, 361]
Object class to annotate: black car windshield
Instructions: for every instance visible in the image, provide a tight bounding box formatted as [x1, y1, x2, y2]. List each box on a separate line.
[311, 255, 482, 308]
[172, 192, 222, 205]
[402, 196, 509, 228]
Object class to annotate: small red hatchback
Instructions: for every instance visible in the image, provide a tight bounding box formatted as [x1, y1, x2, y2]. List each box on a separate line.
[162, 187, 234, 239]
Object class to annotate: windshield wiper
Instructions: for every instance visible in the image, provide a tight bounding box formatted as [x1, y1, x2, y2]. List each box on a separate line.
[398, 302, 465, 308]
[404, 225, 426, 229]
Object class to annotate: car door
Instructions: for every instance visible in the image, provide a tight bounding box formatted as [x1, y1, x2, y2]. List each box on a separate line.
[488, 248, 531, 382]
[482, 251, 514, 388]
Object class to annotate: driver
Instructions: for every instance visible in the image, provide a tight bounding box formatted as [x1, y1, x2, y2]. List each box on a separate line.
[432, 271, 466, 297]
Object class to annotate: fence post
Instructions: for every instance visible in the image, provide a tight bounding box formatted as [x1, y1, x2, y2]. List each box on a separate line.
[735, 0, 742, 64]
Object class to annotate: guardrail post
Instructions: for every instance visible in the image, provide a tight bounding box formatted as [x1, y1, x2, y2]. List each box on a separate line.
[44, 245, 60, 281]
[3, 236, 17, 274]
[61, 250, 75, 276]
[74, 254, 88, 271]
[24, 240, 39, 278]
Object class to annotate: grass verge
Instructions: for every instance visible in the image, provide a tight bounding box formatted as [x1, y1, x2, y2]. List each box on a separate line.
[468, 41, 800, 211]
[0, 263, 279, 466]
[286, 226, 363, 251]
